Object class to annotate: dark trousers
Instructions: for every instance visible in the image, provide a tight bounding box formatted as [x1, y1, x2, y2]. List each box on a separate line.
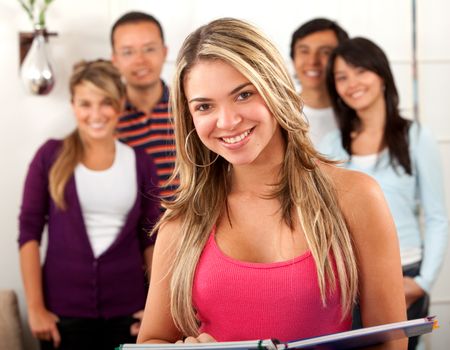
[352, 261, 429, 350]
[403, 262, 430, 350]
[40, 316, 136, 350]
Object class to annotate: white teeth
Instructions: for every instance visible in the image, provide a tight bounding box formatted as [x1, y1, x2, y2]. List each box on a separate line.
[222, 129, 251, 144]
[351, 90, 364, 99]
[305, 70, 320, 77]
[135, 69, 149, 77]
[89, 122, 105, 129]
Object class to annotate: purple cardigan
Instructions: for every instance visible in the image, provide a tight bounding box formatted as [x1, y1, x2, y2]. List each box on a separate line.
[18, 139, 160, 318]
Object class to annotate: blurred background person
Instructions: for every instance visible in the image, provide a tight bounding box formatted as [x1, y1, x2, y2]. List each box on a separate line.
[321, 37, 448, 350]
[18, 59, 160, 350]
[290, 18, 348, 146]
[111, 11, 177, 202]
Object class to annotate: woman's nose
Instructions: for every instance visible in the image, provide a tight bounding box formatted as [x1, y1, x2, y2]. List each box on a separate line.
[346, 74, 359, 89]
[89, 106, 103, 120]
[216, 106, 242, 130]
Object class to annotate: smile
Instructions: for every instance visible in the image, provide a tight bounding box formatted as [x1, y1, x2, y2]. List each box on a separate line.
[350, 90, 365, 99]
[221, 128, 253, 144]
[88, 122, 107, 129]
[304, 70, 320, 77]
[133, 68, 151, 77]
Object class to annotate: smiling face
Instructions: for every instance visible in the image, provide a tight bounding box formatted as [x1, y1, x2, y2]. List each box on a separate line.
[184, 59, 283, 166]
[333, 56, 385, 113]
[293, 30, 339, 92]
[72, 81, 121, 143]
[112, 21, 167, 90]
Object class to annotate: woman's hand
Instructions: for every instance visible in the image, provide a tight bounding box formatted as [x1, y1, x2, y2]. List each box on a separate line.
[176, 333, 216, 343]
[28, 306, 61, 347]
[403, 276, 425, 308]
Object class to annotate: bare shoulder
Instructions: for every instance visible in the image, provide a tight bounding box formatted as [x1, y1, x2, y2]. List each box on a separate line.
[318, 162, 395, 243]
[154, 214, 183, 258]
[319, 162, 385, 210]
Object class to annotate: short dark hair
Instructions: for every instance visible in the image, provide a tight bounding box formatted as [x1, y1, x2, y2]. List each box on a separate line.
[110, 11, 165, 48]
[290, 18, 349, 59]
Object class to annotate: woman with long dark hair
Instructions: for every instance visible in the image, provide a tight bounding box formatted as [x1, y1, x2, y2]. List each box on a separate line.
[321, 37, 448, 350]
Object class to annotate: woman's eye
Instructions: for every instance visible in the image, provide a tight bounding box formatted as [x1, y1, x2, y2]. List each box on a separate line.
[196, 103, 211, 112]
[237, 91, 252, 101]
[102, 99, 114, 106]
[335, 75, 346, 82]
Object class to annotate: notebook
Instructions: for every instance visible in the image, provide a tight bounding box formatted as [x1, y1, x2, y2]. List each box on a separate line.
[118, 316, 437, 349]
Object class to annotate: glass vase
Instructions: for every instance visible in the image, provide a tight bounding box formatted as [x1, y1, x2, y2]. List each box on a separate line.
[20, 26, 55, 95]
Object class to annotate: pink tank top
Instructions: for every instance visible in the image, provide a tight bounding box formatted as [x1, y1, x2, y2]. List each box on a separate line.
[192, 227, 351, 342]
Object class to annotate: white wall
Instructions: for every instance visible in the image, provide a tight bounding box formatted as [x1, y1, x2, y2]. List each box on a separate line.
[1, 0, 449, 348]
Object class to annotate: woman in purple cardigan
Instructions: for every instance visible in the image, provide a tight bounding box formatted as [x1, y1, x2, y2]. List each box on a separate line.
[18, 59, 160, 350]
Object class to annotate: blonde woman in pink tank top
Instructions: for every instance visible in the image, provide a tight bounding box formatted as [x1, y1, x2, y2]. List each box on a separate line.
[137, 18, 407, 350]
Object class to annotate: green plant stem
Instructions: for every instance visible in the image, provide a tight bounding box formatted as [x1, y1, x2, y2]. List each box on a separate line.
[17, 0, 34, 23]
[18, 0, 55, 28]
[39, 0, 55, 26]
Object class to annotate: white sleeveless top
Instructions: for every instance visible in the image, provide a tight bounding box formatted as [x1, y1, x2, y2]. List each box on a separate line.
[75, 141, 137, 257]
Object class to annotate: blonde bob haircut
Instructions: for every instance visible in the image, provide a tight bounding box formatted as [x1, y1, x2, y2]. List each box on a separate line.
[158, 18, 358, 336]
[49, 59, 125, 209]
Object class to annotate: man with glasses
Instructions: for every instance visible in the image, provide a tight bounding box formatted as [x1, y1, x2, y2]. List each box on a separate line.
[111, 12, 176, 202]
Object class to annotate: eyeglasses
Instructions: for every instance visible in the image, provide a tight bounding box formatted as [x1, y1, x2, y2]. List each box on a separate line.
[116, 45, 162, 59]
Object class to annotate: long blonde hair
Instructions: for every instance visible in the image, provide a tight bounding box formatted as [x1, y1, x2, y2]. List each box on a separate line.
[49, 59, 125, 209]
[158, 18, 358, 336]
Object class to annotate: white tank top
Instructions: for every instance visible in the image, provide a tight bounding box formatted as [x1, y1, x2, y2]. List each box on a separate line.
[75, 141, 137, 257]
